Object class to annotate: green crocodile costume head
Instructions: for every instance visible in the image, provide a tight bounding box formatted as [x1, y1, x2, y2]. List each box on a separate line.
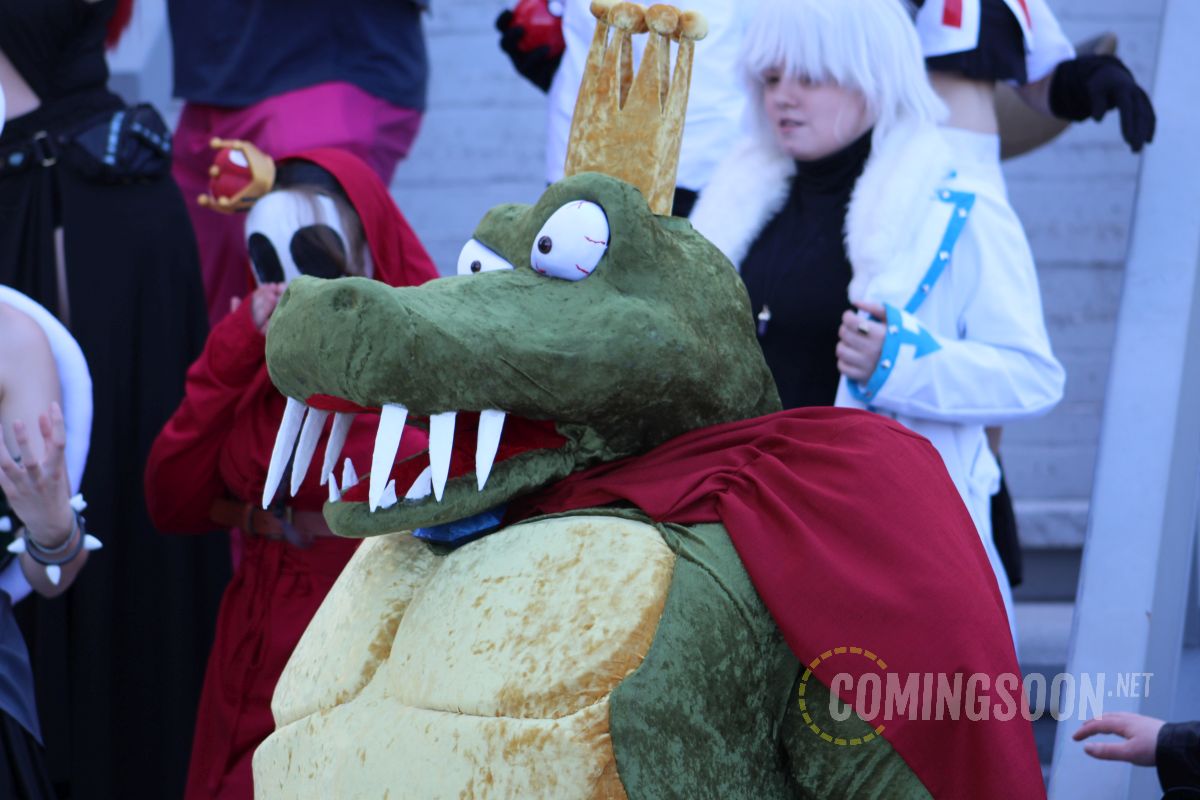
[266, 171, 781, 537]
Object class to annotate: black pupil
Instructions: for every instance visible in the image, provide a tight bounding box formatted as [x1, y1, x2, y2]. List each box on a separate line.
[470, 260, 482, 273]
[537, 236, 553, 254]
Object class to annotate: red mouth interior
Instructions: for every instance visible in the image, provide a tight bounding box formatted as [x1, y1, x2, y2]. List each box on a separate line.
[307, 394, 567, 504]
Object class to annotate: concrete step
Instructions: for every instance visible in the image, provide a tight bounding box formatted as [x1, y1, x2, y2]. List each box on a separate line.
[1015, 601, 1075, 769]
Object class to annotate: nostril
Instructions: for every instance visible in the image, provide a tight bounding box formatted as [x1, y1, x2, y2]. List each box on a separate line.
[330, 285, 361, 312]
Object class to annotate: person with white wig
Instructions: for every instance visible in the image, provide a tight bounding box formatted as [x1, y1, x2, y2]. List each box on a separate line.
[690, 0, 1065, 640]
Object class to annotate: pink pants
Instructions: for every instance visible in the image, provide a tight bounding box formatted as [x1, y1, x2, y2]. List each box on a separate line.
[173, 81, 423, 327]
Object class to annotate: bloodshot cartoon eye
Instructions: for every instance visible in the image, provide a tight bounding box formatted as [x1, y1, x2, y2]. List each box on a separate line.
[529, 201, 609, 281]
[456, 239, 514, 276]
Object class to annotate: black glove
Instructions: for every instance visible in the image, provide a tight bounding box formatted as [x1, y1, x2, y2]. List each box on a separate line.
[1049, 54, 1156, 152]
[496, 10, 563, 93]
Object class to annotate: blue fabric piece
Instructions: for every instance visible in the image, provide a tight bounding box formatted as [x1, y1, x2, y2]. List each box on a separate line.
[904, 188, 975, 315]
[168, 0, 429, 110]
[847, 304, 904, 403]
[413, 506, 507, 548]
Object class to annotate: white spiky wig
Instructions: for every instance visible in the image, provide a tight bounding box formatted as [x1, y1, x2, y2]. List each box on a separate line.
[741, 0, 947, 148]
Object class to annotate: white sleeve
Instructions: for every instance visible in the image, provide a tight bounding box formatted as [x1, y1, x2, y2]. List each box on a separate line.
[1024, 0, 1076, 82]
[851, 193, 1066, 424]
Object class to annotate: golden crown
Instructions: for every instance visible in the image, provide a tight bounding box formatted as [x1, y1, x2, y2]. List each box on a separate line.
[197, 137, 277, 214]
[563, 1, 708, 216]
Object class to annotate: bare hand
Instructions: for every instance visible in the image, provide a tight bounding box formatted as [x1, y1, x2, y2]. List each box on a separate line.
[0, 402, 74, 548]
[1073, 712, 1165, 767]
[249, 283, 286, 335]
[837, 302, 887, 384]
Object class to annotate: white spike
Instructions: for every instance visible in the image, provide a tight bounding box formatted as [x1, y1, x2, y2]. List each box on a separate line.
[404, 466, 433, 500]
[380, 480, 398, 510]
[475, 410, 507, 491]
[69, 494, 87, 512]
[6, 537, 25, 554]
[0, 516, 11, 534]
[370, 404, 408, 511]
[46, 564, 61, 586]
[319, 413, 355, 486]
[342, 458, 359, 490]
[263, 398, 306, 508]
[328, 472, 341, 503]
[83, 534, 103, 551]
[429, 411, 457, 502]
[290, 409, 330, 496]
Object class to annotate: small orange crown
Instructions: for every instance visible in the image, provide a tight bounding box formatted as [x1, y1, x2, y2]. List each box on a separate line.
[197, 137, 277, 214]
[563, 1, 707, 216]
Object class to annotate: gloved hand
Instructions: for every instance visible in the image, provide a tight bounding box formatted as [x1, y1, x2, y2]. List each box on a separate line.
[496, 9, 564, 93]
[1049, 54, 1156, 152]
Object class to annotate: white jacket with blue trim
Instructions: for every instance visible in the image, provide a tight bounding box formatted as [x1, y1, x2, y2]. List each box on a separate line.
[835, 120, 1064, 544]
[692, 120, 1064, 635]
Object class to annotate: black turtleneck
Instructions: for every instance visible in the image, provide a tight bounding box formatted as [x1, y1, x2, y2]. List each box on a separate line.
[740, 129, 872, 409]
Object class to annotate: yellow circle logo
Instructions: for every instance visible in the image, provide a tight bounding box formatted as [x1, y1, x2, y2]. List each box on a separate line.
[798, 645, 887, 746]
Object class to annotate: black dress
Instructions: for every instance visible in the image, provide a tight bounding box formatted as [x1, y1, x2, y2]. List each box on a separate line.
[0, 2, 231, 798]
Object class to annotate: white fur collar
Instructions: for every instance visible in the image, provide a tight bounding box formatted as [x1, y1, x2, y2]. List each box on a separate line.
[690, 122, 954, 299]
[845, 122, 954, 300]
[689, 136, 795, 270]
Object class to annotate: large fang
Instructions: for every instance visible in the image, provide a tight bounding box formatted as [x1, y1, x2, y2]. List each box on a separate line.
[291, 408, 330, 496]
[429, 411, 457, 502]
[475, 410, 507, 491]
[342, 458, 359, 490]
[370, 403, 408, 511]
[405, 465, 433, 500]
[263, 397, 306, 508]
[381, 480, 398, 509]
[319, 412, 354, 486]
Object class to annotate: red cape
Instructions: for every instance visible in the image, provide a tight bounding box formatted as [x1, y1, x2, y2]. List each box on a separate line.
[510, 407, 1044, 800]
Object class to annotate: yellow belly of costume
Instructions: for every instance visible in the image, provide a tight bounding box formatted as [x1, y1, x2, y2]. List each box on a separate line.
[253, 515, 675, 799]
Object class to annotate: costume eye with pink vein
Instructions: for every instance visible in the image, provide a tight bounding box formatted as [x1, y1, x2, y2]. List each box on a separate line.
[529, 200, 610, 282]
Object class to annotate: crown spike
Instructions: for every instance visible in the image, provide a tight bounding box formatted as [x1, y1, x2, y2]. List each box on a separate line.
[563, 3, 707, 215]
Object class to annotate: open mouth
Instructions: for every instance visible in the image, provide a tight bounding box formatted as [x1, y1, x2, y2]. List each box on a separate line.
[261, 394, 568, 514]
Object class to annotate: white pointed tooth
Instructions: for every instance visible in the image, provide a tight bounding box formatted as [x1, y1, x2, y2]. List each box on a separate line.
[429, 411, 457, 502]
[70, 494, 87, 512]
[370, 404, 408, 511]
[342, 458, 359, 490]
[7, 538, 26, 554]
[327, 471, 341, 502]
[263, 398, 306, 508]
[290, 409, 330, 496]
[83, 534, 103, 551]
[319, 413, 355, 486]
[46, 564, 62, 586]
[475, 410, 507, 491]
[0, 516, 11, 534]
[404, 466, 433, 500]
[380, 480, 398, 510]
